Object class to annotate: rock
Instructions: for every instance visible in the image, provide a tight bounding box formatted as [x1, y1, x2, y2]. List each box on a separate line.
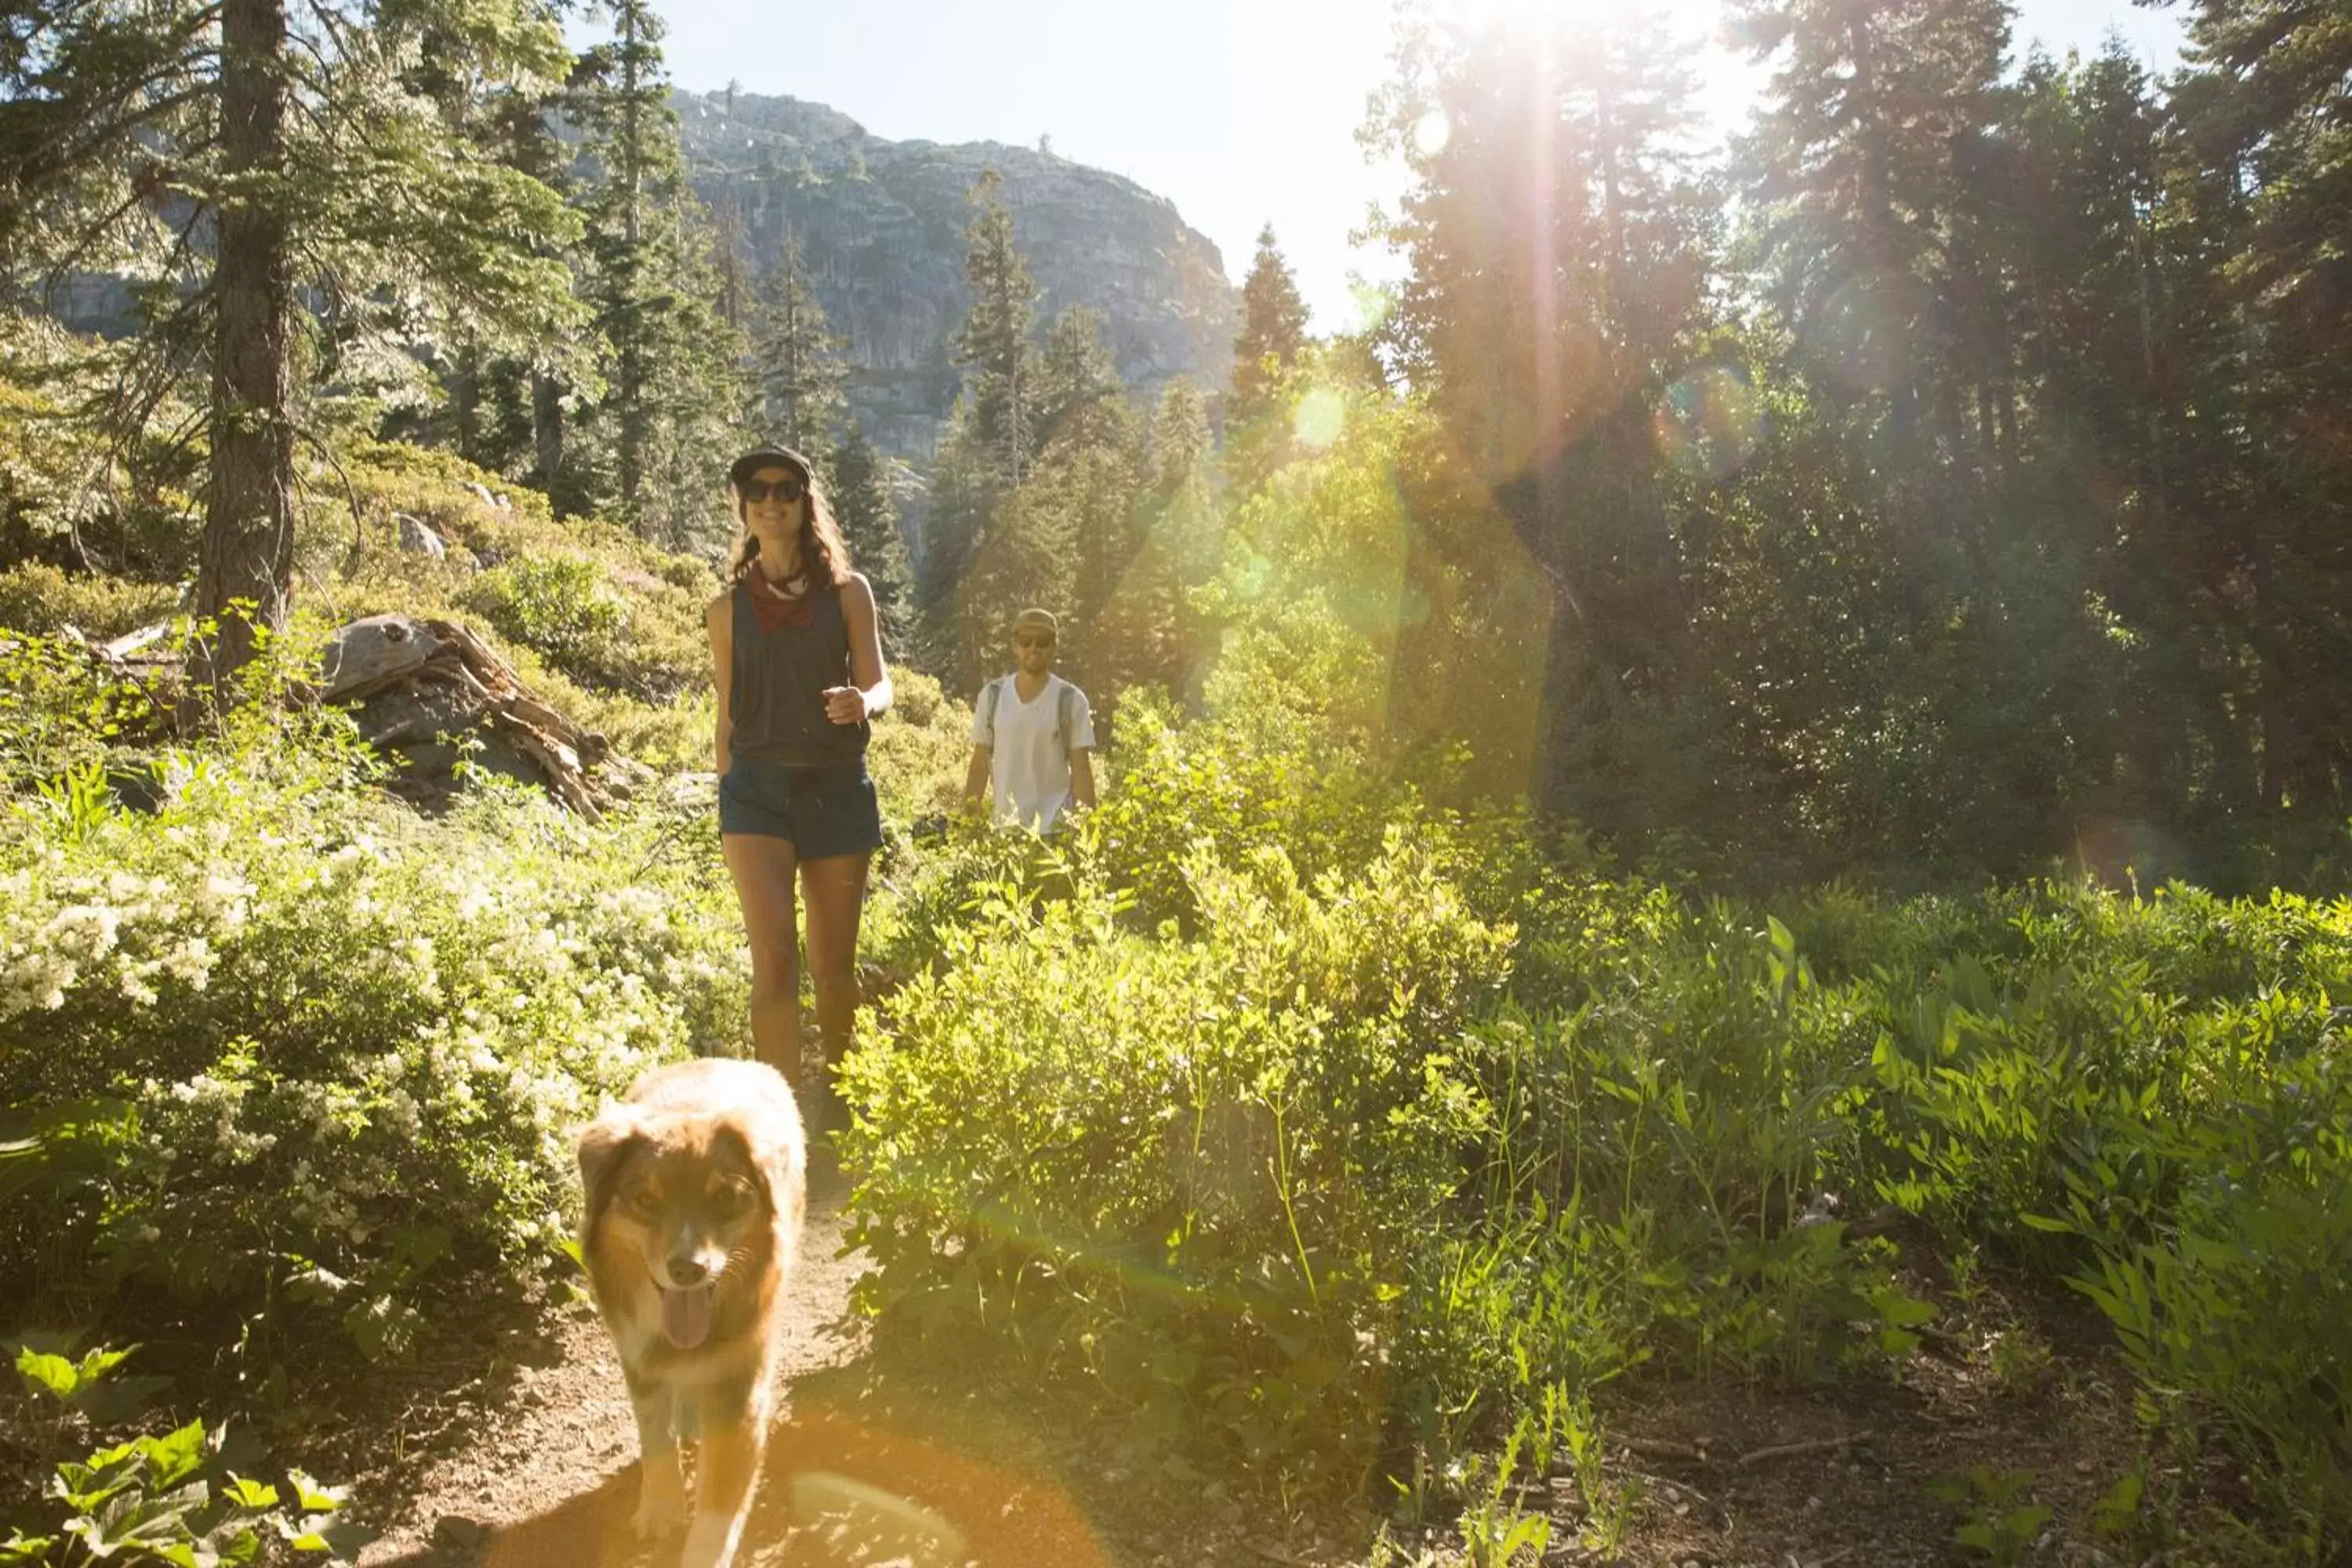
[394, 513, 446, 559]
[321, 615, 451, 702]
[1791, 1191, 1842, 1229]
[673, 89, 1239, 547]
[593, 755, 659, 801]
[431, 1514, 489, 1550]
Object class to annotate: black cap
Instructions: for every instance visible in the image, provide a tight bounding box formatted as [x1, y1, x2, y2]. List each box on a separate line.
[729, 445, 814, 489]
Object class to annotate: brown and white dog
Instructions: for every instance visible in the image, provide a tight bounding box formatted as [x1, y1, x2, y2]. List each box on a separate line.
[577, 1058, 806, 1568]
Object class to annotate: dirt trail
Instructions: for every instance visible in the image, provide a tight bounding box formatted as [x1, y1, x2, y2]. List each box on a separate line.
[351, 1199, 1112, 1568]
[336, 1200, 2165, 1568]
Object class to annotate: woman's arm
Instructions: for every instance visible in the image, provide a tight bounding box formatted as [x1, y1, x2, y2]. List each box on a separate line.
[824, 573, 892, 723]
[706, 591, 734, 774]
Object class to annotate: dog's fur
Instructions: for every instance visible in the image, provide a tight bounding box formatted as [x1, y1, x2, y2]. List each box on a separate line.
[577, 1058, 806, 1568]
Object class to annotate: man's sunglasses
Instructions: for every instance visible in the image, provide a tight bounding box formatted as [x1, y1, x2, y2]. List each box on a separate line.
[739, 475, 807, 505]
[1015, 633, 1055, 649]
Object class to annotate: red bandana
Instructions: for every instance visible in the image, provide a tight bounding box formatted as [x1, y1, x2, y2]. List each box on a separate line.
[746, 568, 817, 633]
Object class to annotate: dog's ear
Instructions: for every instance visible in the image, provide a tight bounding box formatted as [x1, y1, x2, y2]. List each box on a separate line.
[715, 1106, 800, 1220]
[576, 1103, 645, 1221]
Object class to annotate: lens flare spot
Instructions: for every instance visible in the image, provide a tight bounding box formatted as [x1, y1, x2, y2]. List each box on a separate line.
[789, 1472, 967, 1567]
[1654, 365, 1764, 478]
[1811, 268, 1918, 394]
[1293, 387, 1347, 452]
[1411, 108, 1451, 159]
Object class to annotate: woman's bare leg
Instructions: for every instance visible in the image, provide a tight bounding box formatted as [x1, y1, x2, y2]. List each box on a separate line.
[797, 851, 872, 1080]
[722, 833, 803, 1081]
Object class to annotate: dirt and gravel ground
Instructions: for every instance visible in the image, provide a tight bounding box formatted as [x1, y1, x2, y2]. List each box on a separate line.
[317, 1197, 2212, 1568]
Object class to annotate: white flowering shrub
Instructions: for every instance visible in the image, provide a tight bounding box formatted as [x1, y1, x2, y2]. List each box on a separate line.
[0, 720, 746, 1357]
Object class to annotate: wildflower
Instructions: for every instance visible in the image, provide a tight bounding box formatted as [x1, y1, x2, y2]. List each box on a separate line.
[47, 905, 122, 960]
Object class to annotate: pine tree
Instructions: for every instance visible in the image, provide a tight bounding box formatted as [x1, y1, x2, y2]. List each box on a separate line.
[918, 169, 1043, 681]
[829, 420, 913, 650]
[397, 9, 580, 485]
[1367, 3, 1716, 829]
[953, 170, 1039, 489]
[1232, 225, 1310, 416]
[1225, 225, 1311, 491]
[2164, 0, 2352, 815]
[752, 230, 848, 459]
[568, 0, 749, 545]
[1121, 376, 1218, 703]
[711, 192, 752, 332]
[1730, 0, 2013, 471]
[0, 0, 580, 687]
[1035, 306, 1123, 451]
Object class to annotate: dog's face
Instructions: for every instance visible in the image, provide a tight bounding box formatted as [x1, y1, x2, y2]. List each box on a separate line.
[579, 1107, 782, 1354]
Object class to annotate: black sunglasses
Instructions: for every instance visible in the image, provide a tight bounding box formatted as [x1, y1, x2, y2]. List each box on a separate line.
[739, 474, 806, 505]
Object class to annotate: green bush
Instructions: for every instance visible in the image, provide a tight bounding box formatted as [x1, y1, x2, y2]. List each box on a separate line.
[457, 555, 630, 673]
[842, 828, 1513, 1495]
[0, 670, 746, 1359]
[0, 565, 180, 641]
[850, 779, 2352, 1544]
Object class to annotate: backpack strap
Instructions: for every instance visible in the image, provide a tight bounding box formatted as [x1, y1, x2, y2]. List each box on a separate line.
[1057, 682, 1076, 753]
[978, 677, 1004, 748]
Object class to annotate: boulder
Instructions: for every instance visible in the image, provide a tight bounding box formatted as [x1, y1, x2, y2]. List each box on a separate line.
[394, 513, 447, 559]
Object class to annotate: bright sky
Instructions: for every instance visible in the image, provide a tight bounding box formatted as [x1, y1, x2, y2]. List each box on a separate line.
[648, 0, 2188, 334]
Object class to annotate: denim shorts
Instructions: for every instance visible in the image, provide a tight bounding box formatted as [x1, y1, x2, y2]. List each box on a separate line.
[718, 755, 882, 859]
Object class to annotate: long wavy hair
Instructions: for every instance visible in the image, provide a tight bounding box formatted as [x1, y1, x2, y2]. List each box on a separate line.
[725, 468, 852, 588]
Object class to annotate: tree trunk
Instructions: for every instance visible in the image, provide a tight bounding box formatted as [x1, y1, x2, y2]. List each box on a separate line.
[612, 1, 648, 520]
[452, 347, 481, 462]
[194, 0, 297, 697]
[533, 368, 564, 503]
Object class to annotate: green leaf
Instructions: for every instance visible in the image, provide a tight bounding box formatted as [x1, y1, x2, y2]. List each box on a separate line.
[16, 1348, 79, 1402]
[136, 1422, 210, 1490]
[221, 1475, 279, 1510]
[2092, 1468, 2143, 1537]
[285, 1472, 344, 1515]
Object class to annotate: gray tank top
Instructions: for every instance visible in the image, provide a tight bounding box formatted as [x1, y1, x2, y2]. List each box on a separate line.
[727, 579, 869, 767]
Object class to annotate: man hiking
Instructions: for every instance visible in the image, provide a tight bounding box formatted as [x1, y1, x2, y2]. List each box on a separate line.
[961, 608, 1096, 832]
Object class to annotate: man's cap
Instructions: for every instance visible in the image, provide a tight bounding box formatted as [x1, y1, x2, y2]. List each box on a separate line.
[1012, 608, 1058, 637]
[729, 445, 814, 489]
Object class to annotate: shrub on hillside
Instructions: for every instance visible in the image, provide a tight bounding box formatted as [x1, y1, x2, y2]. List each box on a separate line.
[0, 681, 746, 1360]
[460, 556, 630, 672]
[0, 563, 181, 640]
[851, 785, 2352, 1541]
[313, 441, 713, 702]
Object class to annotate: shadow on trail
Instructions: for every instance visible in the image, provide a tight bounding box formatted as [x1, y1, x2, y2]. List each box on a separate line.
[372, 1363, 1113, 1568]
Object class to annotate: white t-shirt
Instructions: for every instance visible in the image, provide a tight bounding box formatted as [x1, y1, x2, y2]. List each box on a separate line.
[971, 673, 1095, 831]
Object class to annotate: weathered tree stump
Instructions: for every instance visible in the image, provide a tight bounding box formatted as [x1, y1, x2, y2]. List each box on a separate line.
[321, 614, 621, 820]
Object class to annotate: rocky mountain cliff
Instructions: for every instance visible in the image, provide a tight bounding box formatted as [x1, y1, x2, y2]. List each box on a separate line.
[678, 89, 1238, 462]
[44, 89, 1239, 485]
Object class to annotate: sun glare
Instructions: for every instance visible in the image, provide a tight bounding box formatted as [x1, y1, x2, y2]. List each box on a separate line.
[1431, 0, 1727, 55]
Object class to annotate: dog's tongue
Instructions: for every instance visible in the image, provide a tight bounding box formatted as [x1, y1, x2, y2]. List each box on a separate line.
[660, 1284, 713, 1349]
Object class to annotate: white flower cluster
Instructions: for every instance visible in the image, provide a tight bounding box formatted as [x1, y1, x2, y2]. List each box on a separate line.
[9, 764, 752, 1323]
[0, 858, 238, 1018]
